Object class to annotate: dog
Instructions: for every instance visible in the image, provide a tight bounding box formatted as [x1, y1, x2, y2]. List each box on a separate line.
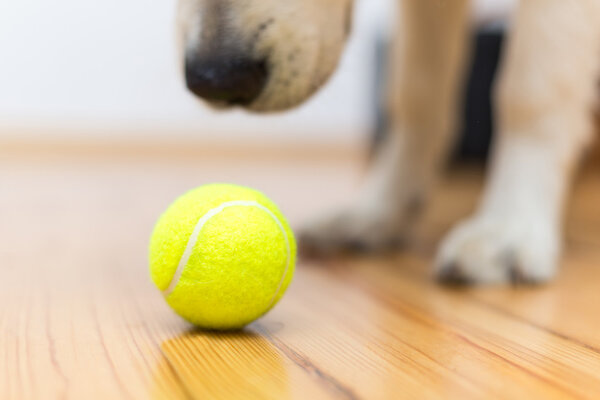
[177, 0, 600, 284]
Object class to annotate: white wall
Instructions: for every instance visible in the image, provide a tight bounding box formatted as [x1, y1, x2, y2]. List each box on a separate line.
[0, 0, 395, 145]
[0, 0, 513, 145]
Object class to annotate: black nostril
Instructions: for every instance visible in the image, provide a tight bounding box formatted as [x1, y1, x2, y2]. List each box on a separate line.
[185, 56, 268, 105]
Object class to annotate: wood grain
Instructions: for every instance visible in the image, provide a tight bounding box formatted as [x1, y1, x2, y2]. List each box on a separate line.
[0, 147, 598, 399]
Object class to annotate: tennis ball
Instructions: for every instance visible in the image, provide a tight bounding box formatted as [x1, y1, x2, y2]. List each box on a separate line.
[149, 183, 296, 330]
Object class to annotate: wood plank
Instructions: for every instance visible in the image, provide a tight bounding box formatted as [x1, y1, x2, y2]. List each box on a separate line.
[466, 249, 600, 353]
[334, 255, 600, 399]
[161, 329, 332, 400]
[0, 159, 196, 399]
[0, 151, 598, 399]
[0, 155, 359, 399]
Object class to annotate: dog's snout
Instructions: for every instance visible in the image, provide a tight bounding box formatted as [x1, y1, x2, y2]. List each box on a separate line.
[185, 56, 268, 105]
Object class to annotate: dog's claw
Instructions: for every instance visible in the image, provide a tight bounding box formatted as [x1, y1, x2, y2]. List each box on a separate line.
[298, 206, 412, 258]
[436, 215, 559, 285]
[436, 263, 474, 286]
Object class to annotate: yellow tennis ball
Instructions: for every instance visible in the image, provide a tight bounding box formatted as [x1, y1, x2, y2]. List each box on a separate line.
[149, 184, 296, 330]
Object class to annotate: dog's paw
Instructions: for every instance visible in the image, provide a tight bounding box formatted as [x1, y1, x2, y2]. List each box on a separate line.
[299, 206, 412, 256]
[435, 215, 560, 285]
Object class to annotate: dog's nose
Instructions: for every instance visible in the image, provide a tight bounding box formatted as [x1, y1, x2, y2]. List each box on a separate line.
[185, 56, 268, 105]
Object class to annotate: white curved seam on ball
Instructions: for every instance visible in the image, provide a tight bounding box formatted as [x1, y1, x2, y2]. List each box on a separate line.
[163, 200, 291, 304]
[264, 209, 291, 310]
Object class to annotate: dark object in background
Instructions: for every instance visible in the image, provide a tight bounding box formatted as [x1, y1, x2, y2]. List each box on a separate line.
[456, 28, 504, 161]
[371, 27, 505, 163]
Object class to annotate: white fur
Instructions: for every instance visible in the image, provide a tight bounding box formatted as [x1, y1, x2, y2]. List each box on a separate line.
[302, 0, 472, 254]
[304, 0, 600, 283]
[436, 138, 564, 283]
[179, 0, 600, 284]
[436, 0, 600, 283]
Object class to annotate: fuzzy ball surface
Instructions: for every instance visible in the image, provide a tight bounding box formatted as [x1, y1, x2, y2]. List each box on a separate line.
[149, 184, 296, 330]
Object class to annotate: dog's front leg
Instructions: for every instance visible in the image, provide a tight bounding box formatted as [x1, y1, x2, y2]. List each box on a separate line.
[300, 0, 471, 254]
[437, 0, 600, 284]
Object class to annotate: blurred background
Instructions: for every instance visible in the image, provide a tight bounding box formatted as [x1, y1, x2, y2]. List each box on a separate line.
[0, 0, 516, 153]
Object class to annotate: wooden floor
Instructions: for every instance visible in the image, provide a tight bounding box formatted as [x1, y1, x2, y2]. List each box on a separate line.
[0, 145, 599, 399]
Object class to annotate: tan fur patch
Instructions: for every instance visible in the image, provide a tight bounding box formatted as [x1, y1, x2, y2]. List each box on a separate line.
[177, 0, 353, 111]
